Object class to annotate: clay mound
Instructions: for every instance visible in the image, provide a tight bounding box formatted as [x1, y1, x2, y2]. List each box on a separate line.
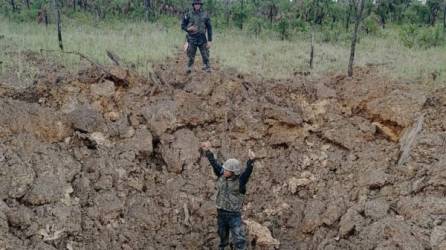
[0, 53, 445, 249]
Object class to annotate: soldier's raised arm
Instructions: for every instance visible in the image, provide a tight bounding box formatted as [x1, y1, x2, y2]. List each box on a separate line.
[201, 141, 223, 177]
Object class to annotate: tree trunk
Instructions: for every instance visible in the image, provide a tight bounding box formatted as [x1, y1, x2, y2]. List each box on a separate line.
[44, 8, 49, 27]
[95, 6, 100, 22]
[309, 30, 314, 69]
[345, 4, 352, 32]
[331, 16, 336, 30]
[224, 0, 230, 25]
[269, 5, 273, 24]
[25, 0, 30, 9]
[431, 12, 437, 26]
[240, 0, 244, 29]
[144, 0, 150, 22]
[53, 0, 63, 50]
[348, 0, 364, 77]
[73, 0, 75, 11]
[10, 0, 16, 12]
[443, 5, 446, 30]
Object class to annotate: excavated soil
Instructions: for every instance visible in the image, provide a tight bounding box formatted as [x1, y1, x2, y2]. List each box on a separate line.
[0, 52, 446, 250]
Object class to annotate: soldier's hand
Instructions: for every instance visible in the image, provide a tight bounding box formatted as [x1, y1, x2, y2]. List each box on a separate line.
[187, 25, 198, 33]
[200, 141, 211, 151]
[206, 42, 211, 49]
[248, 149, 256, 160]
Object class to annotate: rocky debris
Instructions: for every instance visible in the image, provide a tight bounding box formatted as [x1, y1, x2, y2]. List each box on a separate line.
[373, 121, 400, 142]
[0, 55, 444, 249]
[287, 171, 316, 194]
[359, 218, 426, 249]
[322, 200, 346, 226]
[364, 198, 390, 220]
[431, 225, 446, 250]
[315, 82, 337, 99]
[302, 199, 326, 233]
[244, 219, 280, 247]
[1, 158, 34, 199]
[321, 114, 373, 150]
[339, 207, 365, 237]
[263, 104, 303, 127]
[0, 99, 72, 142]
[120, 127, 153, 156]
[365, 88, 426, 128]
[68, 104, 105, 133]
[89, 132, 111, 147]
[142, 100, 176, 137]
[108, 66, 130, 86]
[160, 128, 200, 173]
[90, 80, 116, 97]
[359, 168, 391, 189]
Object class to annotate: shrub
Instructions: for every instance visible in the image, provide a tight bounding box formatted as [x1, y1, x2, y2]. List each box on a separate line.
[362, 14, 380, 35]
[417, 25, 444, 49]
[247, 17, 265, 37]
[275, 18, 290, 40]
[399, 24, 417, 48]
[400, 24, 445, 49]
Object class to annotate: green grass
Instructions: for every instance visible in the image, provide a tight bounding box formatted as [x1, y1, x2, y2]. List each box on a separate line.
[213, 28, 446, 83]
[1, 16, 445, 85]
[0, 17, 183, 85]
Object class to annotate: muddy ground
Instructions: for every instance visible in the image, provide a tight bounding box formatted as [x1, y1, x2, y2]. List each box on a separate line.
[0, 52, 445, 250]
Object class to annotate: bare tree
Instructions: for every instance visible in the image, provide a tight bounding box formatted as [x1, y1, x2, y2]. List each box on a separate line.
[224, 0, 230, 25]
[345, 2, 352, 32]
[144, 0, 151, 22]
[347, 0, 364, 77]
[240, 0, 245, 29]
[10, 0, 17, 12]
[53, 0, 63, 50]
[309, 30, 314, 69]
[443, 1, 446, 30]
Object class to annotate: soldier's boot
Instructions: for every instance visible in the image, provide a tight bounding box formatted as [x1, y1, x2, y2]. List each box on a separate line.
[202, 64, 211, 73]
[186, 54, 194, 74]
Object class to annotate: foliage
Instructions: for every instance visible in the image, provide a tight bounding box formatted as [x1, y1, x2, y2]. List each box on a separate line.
[399, 23, 418, 48]
[400, 23, 445, 48]
[417, 24, 445, 48]
[274, 17, 289, 40]
[363, 13, 380, 34]
[1, 0, 445, 49]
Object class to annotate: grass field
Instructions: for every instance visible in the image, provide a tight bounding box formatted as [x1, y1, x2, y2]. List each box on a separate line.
[1, 16, 445, 84]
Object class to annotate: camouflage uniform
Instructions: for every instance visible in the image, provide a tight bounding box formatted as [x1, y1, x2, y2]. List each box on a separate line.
[205, 151, 255, 250]
[181, 0, 213, 72]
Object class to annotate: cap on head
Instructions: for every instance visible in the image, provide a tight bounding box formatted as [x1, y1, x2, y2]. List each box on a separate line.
[192, 0, 203, 5]
[223, 158, 241, 175]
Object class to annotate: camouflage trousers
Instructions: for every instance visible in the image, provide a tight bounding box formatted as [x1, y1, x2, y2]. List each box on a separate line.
[187, 42, 210, 68]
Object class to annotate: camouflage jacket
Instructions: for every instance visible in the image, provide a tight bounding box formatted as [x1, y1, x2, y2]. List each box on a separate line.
[205, 151, 254, 212]
[181, 9, 213, 45]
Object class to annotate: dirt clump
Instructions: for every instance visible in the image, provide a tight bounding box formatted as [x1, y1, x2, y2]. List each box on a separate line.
[0, 54, 445, 249]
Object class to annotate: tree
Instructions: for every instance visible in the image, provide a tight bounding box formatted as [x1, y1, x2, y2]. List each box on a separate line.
[53, 0, 63, 50]
[224, 0, 230, 25]
[427, 0, 442, 25]
[144, 0, 152, 22]
[10, 0, 17, 12]
[443, 0, 446, 30]
[375, 0, 391, 28]
[348, 0, 365, 77]
[233, 0, 247, 29]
